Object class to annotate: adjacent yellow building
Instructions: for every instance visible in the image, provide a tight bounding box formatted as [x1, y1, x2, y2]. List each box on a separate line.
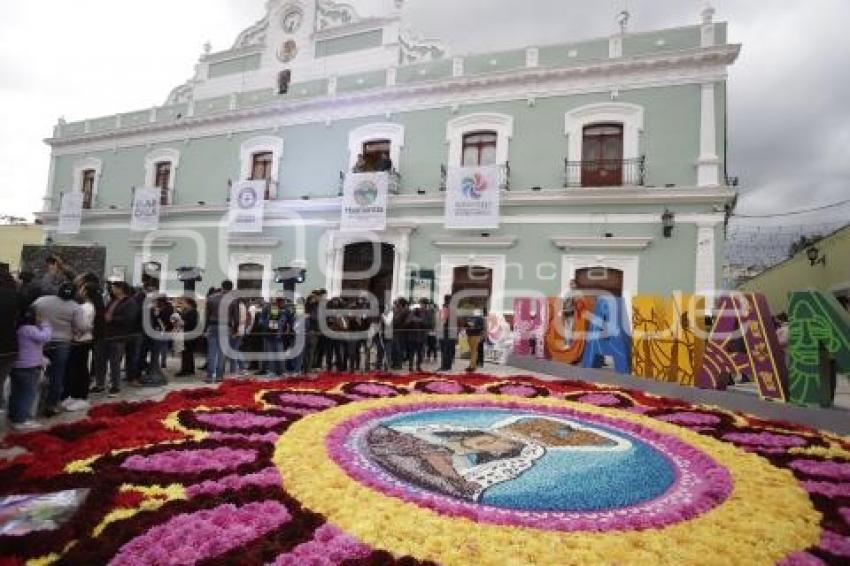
[738, 224, 850, 314]
[0, 224, 44, 274]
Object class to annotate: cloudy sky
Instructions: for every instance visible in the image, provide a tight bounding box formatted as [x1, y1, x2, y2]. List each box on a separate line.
[1, 0, 848, 226]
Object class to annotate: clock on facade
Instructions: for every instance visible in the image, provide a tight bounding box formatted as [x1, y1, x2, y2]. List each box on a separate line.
[282, 9, 303, 34]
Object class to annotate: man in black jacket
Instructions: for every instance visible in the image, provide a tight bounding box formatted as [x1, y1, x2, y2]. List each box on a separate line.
[104, 282, 139, 397]
[0, 271, 19, 411]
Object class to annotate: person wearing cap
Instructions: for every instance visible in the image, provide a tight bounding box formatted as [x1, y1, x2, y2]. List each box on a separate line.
[33, 282, 80, 416]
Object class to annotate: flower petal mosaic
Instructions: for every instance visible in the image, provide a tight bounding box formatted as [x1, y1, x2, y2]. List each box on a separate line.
[0, 373, 848, 565]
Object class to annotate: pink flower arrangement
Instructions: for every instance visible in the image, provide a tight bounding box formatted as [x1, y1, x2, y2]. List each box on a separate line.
[657, 412, 721, 427]
[111, 501, 291, 565]
[276, 393, 339, 408]
[420, 380, 467, 394]
[790, 459, 850, 481]
[721, 432, 808, 448]
[122, 447, 257, 474]
[195, 411, 289, 430]
[577, 393, 622, 407]
[801, 481, 850, 498]
[186, 467, 282, 498]
[271, 524, 372, 565]
[497, 384, 543, 398]
[819, 530, 850, 558]
[208, 431, 280, 444]
[348, 382, 401, 397]
[840, 507, 850, 524]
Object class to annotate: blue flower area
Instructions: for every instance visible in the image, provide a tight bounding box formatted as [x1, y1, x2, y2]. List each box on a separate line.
[379, 408, 676, 512]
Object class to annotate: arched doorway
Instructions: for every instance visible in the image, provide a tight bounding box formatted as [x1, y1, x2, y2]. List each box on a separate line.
[452, 265, 493, 312]
[341, 242, 396, 311]
[574, 267, 624, 297]
[237, 263, 265, 301]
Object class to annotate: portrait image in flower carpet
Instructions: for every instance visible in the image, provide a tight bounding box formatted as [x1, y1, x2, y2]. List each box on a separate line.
[0, 373, 848, 565]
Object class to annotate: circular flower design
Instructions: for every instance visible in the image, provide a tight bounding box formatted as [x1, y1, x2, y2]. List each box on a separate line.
[0, 374, 846, 565]
[461, 172, 489, 200]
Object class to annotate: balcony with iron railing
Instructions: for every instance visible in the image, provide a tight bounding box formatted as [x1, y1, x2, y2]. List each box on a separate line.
[563, 156, 646, 188]
[338, 169, 402, 196]
[440, 162, 511, 192]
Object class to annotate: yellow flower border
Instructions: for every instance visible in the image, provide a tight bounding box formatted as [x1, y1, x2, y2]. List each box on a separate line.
[275, 394, 822, 566]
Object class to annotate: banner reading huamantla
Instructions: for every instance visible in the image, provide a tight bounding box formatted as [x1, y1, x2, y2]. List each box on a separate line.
[341, 172, 389, 232]
[229, 180, 266, 233]
[131, 187, 161, 232]
[57, 192, 84, 235]
[444, 165, 501, 230]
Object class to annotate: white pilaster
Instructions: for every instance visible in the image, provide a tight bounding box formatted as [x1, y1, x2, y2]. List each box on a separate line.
[697, 82, 720, 186]
[525, 47, 539, 68]
[452, 57, 464, 77]
[695, 222, 719, 293]
[609, 35, 623, 58]
[386, 67, 397, 86]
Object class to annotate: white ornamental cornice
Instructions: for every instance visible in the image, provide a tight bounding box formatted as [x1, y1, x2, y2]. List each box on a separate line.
[48, 44, 740, 152]
[316, 0, 360, 31]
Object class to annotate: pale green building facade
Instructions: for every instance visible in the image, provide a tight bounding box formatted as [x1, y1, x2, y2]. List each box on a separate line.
[37, 0, 739, 313]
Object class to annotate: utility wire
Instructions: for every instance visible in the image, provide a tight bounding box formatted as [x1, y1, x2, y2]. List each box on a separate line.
[733, 198, 850, 219]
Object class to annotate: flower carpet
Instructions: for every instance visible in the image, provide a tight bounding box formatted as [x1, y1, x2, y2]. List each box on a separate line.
[0, 373, 848, 565]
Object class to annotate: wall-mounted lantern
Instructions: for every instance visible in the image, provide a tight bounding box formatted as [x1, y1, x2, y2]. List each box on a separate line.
[806, 246, 826, 267]
[662, 209, 675, 238]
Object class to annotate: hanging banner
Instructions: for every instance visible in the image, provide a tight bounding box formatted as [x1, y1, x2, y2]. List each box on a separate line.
[229, 180, 266, 233]
[341, 172, 388, 232]
[57, 192, 83, 235]
[130, 187, 161, 232]
[444, 165, 501, 230]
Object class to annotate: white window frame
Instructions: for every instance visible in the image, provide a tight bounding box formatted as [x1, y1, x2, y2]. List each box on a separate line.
[144, 148, 181, 205]
[240, 136, 284, 199]
[228, 253, 273, 300]
[347, 123, 405, 172]
[561, 254, 639, 325]
[72, 157, 103, 207]
[438, 254, 507, 315]
[564, 102, 644, 162]
[133, 252, 168, 294]
[446, 113, 514, 168]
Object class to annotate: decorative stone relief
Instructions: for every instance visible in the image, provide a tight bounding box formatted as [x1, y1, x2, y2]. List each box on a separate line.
[399, 27, 446, 64]
[316, 0, 360, 31]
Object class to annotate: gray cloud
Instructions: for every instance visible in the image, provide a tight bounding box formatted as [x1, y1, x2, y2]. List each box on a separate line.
[1, 0, 848, 226]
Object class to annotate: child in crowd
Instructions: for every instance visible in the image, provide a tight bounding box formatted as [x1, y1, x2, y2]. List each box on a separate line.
[8, 307, 52, 431]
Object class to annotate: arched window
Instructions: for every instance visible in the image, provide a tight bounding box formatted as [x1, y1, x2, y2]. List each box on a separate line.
[250, 152, 274, 200]
[359, 139, 392, 172]
[237, 263, 265, 299]
[462, 131, 498, 167]
[581, 124, 624, 187]
[240, 136, 283, 200]
[81, 169, 96, 209]
[154, 162, 172, 205]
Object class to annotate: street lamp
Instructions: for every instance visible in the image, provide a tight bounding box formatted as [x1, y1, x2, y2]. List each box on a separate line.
[806, 246, 826, 267]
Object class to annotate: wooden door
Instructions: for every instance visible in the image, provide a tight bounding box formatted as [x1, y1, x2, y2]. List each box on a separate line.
[581, 124, 624, 187]
[575, 267, 624, 297]
[452, 266, 493, 312]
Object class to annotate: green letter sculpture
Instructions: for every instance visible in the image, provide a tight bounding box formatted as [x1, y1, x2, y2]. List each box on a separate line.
[787, 291, 850, 407]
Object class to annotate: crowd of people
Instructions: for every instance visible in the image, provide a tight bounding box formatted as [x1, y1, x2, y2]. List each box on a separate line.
[0, 257, 488, 432]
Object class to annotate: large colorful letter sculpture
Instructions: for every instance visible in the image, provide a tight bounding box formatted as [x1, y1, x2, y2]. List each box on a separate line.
[544, 296, 595, 364]
[511, 298, 547, 358]
[581, 296, 632, 374]
[695, 293, 788, 401]
[787, 291, 850, 407]
[632, 295, 706, 386]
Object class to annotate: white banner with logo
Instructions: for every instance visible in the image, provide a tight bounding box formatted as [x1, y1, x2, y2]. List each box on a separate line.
[229, 180, 266, 233]
[130, 187, 161, 232]
[444, 165, 501, 230]
[57, 192, 83, 235]
[341, 172, 388, 232]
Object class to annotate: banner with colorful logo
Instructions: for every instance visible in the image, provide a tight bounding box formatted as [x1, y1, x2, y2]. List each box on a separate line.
[229, 180, 266, 233]
[57, 192, 83, 235]
[130, 187, 161, 232]
[341, 172, 389, 232]
[444, 165, 501, 230]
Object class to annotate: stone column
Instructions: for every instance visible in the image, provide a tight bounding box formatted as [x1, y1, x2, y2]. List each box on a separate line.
[697, 82, 721, 186]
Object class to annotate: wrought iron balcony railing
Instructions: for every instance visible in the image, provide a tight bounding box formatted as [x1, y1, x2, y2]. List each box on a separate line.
[563, 157, 646, 188]
[440, 163, 511, 192]
[338, 170, 401, 196]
